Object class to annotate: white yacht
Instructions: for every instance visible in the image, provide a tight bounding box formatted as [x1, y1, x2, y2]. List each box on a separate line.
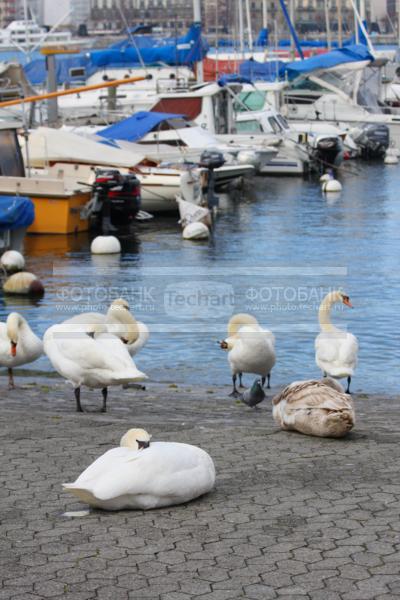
[0, 20, 72, 51]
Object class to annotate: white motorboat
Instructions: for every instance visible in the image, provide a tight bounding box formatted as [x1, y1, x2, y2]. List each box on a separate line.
[0, 20, 72, 51]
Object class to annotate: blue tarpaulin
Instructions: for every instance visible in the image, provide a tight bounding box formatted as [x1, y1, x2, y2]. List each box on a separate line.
[90, 23, 207, 67]
[0, 196, 34, 232]
[284, 44, 374, 79]
[24, 23, 208, 86]
[98, 111, 185, 143]
[240, 60, 287, 81]
[217, 74, 253, 86]
[239, 44, 374, 82]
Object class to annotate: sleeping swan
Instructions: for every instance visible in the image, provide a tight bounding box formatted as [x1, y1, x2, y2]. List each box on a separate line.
[220, 313, 275, 397]
[43, 322, 147, 412]
[272, 377, 355, 438]
[315, 290, 358, 393]
[64, 298, 149, 357]
[0, 312, 43, 388]
[63, 428, 216, 510]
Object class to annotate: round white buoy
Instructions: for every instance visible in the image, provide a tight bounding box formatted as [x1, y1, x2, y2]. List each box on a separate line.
[319, 173, 331, 183]
[182, 222, 210, 240]
[386, 146, 400, 157]
[3, 271, 45, 297]
[322, 179, 342, 193]
[90, 236, 121, 255]
[384, 153, 399, 165]
[0, 250, 25, 273]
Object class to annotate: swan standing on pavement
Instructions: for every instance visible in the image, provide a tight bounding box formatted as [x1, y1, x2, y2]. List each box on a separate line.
[315, 291, 358, 393]
[64, 298, 149, 357]
[43, 322, 147, 412]
[272, 377, 355, 438]
[220, 313, 276, 397]
[0, 312, 43, 388]
[63, 428, 216, 510]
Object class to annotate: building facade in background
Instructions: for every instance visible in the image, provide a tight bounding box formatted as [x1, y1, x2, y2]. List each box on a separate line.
[0, 1, 394, 36]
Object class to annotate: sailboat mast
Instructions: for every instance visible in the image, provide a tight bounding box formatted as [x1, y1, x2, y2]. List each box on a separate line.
[245, 0, 253, 51]
[262, 0, 269, 28]
[238, 0, 245, 56]
[193, 0, 203, 82]
[338, 0, 343, 46]
[324, 0, 331, 49]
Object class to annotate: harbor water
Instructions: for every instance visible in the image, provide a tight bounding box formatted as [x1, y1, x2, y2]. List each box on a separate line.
[2, 162, 399, 394]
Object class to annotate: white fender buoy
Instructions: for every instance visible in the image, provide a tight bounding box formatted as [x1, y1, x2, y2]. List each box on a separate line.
[386, 147, 400, 157]
[322, 179, 342, 193]
[384, 153, 399, 165]
[3, 271, 45, 297]
[182, 222, 210, 240]
[0, 250, 25, 273]
[90, 236, 121, 255]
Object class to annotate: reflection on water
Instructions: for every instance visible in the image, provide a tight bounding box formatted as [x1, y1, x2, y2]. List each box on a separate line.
[2, 163, 400, 393]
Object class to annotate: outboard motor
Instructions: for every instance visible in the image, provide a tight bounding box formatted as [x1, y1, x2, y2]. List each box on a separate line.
[199, 150, 225, 211]
[314, 136, 344, 172]
[87, 169, 141, 232]
[350, 123, 390, 159]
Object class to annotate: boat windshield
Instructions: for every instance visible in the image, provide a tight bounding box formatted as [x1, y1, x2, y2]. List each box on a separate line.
[235, 119, 263, 133]
[234, 91, 266, 112]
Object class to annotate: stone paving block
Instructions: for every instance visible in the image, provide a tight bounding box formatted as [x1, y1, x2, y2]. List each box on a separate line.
[1, 382, 400, 600]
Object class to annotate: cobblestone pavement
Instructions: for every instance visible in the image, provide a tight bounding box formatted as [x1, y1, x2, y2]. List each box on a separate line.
[1, 376, 400, 599]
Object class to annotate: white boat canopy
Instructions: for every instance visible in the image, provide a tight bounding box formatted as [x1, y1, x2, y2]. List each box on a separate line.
[20, 127, 147, 169]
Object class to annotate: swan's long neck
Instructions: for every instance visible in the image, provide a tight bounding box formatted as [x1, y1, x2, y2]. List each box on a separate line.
[6, 313, 23, 342]
[318, 292, 340, 332]
[106, 307, 139, 343]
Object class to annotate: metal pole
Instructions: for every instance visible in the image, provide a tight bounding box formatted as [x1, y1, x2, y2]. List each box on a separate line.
[245, 0, 253, 50]
[338, 0, 343, 46]
[193, 0, 203, 82]
[238, 0, 245, 56]
[46, 54, 58, 126]
[290, 0, 295, 58]
[324, 0, 331, 50]
[262, 0, 269, 28]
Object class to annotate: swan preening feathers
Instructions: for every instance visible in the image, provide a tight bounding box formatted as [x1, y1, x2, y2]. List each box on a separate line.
[43, 321, 147, 412]
[0, 312, 43, 388]
[64, 298, 149, 357]
[272, 378, 355, 438]
[220, 313, 276, 397]
[315, 290, 358, 393]
[63, 428, 216, 510]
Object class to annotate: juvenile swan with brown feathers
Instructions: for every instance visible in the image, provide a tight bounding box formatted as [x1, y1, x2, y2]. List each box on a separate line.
[272, 378, 355, 438]
[220, 313, 276, 397]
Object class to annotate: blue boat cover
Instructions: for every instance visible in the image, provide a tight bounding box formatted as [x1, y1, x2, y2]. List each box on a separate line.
[240, 60, 287, 81]
[239, 44, 373, 82]
[98, 111, 186, 142]
[0, 196, 34, 232]
[284, 44, 374, 79]
[24, 23, 208, 85]
[217, 74, 253, 86]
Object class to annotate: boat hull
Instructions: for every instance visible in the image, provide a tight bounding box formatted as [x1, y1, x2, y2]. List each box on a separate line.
[28, 192, 90, 235]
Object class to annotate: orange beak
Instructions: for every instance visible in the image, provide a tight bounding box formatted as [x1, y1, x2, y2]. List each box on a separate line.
[343, 298, 353, 308]
[10, 342, 17, 357]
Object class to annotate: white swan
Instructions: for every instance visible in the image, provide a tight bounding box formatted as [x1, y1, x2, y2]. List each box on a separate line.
[315, 290, 358, 393]
[64, 298, 149, 357]
[220, 313, 276, 397]
[63, 428, 216, 510]
[272, 377, 355, 438]
[43, 322, 147, 412]
[0, 312, 43, 388]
